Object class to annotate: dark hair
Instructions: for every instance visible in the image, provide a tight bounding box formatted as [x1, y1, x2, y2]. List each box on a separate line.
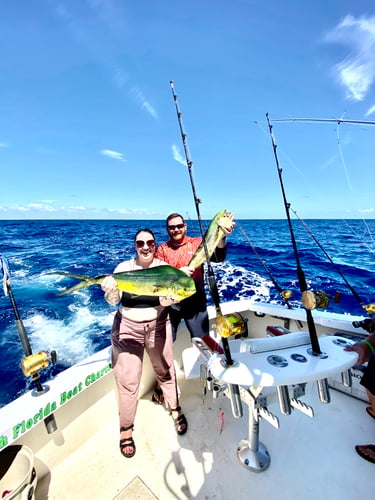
[166, 213, 185, 225]
[134, 228, 156, 242]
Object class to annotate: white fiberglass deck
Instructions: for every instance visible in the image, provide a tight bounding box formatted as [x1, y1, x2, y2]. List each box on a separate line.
[28, 367, 374, 500]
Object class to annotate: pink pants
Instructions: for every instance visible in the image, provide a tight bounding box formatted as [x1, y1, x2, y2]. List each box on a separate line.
[111, 310, 179, 430]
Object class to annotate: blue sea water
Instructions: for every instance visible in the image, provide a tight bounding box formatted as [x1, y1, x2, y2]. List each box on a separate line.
[0, 218, 374, 408]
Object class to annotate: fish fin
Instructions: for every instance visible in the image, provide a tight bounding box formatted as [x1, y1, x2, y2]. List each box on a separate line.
[48, 271, 91, 280]
[57, 279, 96, 296]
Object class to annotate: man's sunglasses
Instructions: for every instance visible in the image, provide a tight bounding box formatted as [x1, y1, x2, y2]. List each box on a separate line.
[135, 240, 156, 248]
[167, 223, 185, 231]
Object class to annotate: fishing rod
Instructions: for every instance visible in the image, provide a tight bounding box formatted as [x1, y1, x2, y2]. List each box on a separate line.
[291, 208, 375, 317]
[266, 114, 322, 355]
[0, 253, 57, 433]
[169, 80, 234, 365]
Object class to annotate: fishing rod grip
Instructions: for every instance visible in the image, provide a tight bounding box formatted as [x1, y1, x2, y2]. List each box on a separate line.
[16, 319, 33, 357]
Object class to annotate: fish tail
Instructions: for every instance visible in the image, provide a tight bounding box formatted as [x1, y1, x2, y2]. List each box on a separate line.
[52, 271, 98, 296]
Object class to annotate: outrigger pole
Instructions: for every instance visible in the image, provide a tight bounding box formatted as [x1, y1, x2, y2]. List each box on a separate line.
[266, 114, 322, 355]
[269, 117, 375, 126]
[169, 80, 234, 366]
[291, 208, 374, 317]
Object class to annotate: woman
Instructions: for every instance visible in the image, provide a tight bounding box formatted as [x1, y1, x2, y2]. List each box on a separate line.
[101, 228, 188, 458]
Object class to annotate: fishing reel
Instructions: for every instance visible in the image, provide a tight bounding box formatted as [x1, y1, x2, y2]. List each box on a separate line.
[363, 303, 375, 314]
[301, 290, 330, 310]
[21, 350, 57, 378]
[215, 312, 247, 338]
[280, 289, 293, 300]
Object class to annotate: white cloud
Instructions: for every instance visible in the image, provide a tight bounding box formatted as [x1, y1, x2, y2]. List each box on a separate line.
[358, 207, 375, 213]
[0, 142, 9, 148]
[325, 15, 375, 101]
[365, 105, 375, 117]
[0, 203, 156, 218]
[100, 149, 126, 161]
[129, 87, 158, 119]
[172, 144, 187, 166]
[0, 203, 56, 212]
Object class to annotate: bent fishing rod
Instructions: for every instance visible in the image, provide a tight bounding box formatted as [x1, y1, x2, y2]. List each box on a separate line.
[169, 80, 234, 365]
[1, 253, 57, 433]
[291, 208, 374, 317]
[266, 114, 322, 355]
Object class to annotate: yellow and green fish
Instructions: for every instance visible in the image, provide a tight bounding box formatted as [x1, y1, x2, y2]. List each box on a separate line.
[53, 265, 196, 301]
[188, 209, 234, 269]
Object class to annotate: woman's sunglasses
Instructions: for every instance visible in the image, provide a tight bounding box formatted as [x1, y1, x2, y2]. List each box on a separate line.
[135, 240, 156, 248]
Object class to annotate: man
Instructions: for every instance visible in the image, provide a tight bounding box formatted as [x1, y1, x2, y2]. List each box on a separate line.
[345, 318, 375, 464]
[152, 212, 234, 403]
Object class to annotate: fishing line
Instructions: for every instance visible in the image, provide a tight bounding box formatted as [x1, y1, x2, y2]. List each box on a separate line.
[265, 116, 375, 254]
[254, 120, 307, 180]
[266, 114, 322, 355]
[335, 120, 353, 191]
[235, 221, 303, 325]
[291, 208, 374, 317]
[169, 80, 234, 365]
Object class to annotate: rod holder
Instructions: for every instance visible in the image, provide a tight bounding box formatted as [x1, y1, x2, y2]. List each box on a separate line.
[228, 384, 243, 419]
[206, 375, 214, 392]
[277, 385, 292, 415]
[213, 384, 224, 399]
[317, 378, 330, 403]
[341, 369, 352, 388]
[44, 414, 58, 434]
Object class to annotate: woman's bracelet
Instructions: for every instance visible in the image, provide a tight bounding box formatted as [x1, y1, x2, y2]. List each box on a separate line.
[362, 339, 375, 353]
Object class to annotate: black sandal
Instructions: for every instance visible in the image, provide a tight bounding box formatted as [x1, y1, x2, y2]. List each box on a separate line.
[119, 426, 136, 458]
[170, 406, 188, 436]
[152, 383, 164, 405]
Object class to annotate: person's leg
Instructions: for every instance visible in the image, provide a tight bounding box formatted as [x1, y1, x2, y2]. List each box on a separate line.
[112, 313, 145, 457]
[355, 353, 375, 463]
[365, 390, 375, 418]
[146, 315, 187, 435]
[360, 353, 375, 418]
[152, 305, 182, 403]
[146, 317, 178, 409]
[179, 290, 209, 339]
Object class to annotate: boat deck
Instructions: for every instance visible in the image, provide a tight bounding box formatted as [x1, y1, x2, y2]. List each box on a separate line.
[31, 368, 373, 500]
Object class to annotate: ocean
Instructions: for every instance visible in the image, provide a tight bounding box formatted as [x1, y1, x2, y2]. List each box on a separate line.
[0, 218, 374, 408]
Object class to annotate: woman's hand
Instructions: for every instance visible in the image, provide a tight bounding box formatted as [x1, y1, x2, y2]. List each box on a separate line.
[101, 275, 120, 305]
[101, 275, 118, 292]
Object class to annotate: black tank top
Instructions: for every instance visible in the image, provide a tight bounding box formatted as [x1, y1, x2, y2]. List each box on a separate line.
[121, 292, 160, 309]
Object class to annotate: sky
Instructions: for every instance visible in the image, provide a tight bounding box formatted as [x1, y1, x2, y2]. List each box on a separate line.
[1, 0, 375, 220]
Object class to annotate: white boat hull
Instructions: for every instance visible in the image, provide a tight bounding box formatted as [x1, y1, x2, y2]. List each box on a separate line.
[0, 299, 372, 499]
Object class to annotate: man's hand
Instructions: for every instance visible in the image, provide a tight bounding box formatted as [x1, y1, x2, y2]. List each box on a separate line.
[344, 342, 369, 366]
[160, 295, 179, 307]
[180, 266, 194, 277]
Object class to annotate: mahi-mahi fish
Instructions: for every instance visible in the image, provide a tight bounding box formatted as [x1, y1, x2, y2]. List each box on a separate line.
[53, 265, 196, 301]
[188, 209, 234, 269]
